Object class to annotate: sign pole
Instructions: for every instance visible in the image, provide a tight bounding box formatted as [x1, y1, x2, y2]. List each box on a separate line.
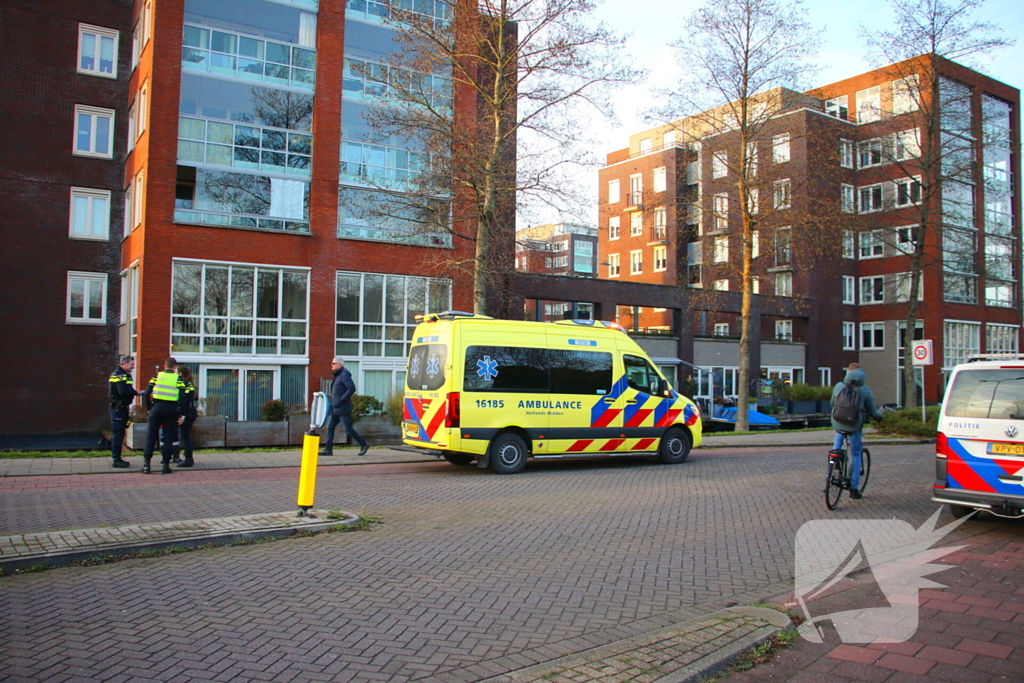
[297, 391, 329, 517]
[920, 366, 926, 423]
[911, 340, 934, 426]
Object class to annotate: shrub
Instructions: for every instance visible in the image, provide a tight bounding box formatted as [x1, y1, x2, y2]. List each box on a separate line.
[815, 384, 834, 400]
[198, 394, 222, 417]
[873, 406, 939, 438]
[351, 394, 383, 420]
[385, 391, 405, 427]
[783, 383, 819, 401]
[261, 399, 288, 422]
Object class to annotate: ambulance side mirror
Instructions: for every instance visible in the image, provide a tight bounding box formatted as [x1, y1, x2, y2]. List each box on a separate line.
[657, 378, 670, 397]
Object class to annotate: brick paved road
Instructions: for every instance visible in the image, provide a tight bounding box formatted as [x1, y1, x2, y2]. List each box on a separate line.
[1, 444, 1016, 682]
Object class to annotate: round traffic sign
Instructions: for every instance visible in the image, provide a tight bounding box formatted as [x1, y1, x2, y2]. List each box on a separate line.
[914, 346, 928, 359]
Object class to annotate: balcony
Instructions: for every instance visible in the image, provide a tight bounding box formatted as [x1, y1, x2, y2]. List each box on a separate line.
[178, 117, 312, 177]
[625, 191, 644, 211]
[182, 24, 315, 91]
[174, 208, 310, 233]
[649, 225, 667, 244]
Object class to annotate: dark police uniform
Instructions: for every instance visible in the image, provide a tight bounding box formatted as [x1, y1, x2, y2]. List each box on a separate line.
[143, 370, 187, 474]
[176, 378, 198, 467]
[108, 366, 138, 467]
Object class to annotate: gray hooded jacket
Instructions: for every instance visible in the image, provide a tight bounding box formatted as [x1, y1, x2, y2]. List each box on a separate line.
[830, 368, 883, 432]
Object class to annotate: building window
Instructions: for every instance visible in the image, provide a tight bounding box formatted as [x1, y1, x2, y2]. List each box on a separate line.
[746, 141, 758, 176]
[895, 178, 922, 206]
[842, 231, 855, 259]
[856, 85, 881, 123]
[895, 129, 920, 159]
[896, 225, 919, 253]
[608, 216, 620, 240]
[987, 324, 1018, 354]
[772, 133, 790, 164]
[122, 264, 139, 353]
[893, 272, 923, 303]
[132, 171, 145, 228]
[73, 105, 114, 158]
[630, 211, 643, 236]
[713, 193, 729, 232]
[775, 272, 792, 297]
[841, 184, 855, 213]
[826, 95, 849, 120]
[123, 184, 133, 237]
[746, 188, 759, 215]
[654, 245, 667, 272]
[78, 24, 118, 77]
[608, 179, 620, 204]
[842, 276, 855, 304]
[608, 253, 620, 277]
[69, 188, 110, 240]
[714, 279, 729, 291]
[639, 138, 652, 154]
[774, 227, 791, 266]
[630, 249, 643, 274]
[858, 184, 883, 213]
[860, 322, 884, 350]
[860, 275, 884, 304]
[713, 235, 729, 263]
[664, 130, 677, 146]
[843, 321, 856, 350]
[712, 151, 728, 179]
[859, 230, 884, 259]
[135, 83, 148, 138]
[653, 167, 666, 193]
[686, 242, 702, 287]
[751, 230, 760, 259]
[171, 261, 311, 356]
[67, 271, 107, 324]
[653, 207, 666, 241]
[819, 367, 832, 386]
[751, 277, 760, 294]
[892, 75, 920, 115]
[944, 320, 980, 367]
[839, 139, 854, 168]
[773, 179, 791, 210]
[628, 174, 643, 206]
[775, 320, 793, 341]
[714, 323, 730, 337]
[858, 139, 884, 168]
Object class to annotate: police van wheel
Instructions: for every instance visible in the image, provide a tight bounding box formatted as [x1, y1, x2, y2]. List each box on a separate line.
[443, 451, 475, 466]
[490, 433, 528, 474]
[659, 428, 691, 464]
[949, 504, 973, 519]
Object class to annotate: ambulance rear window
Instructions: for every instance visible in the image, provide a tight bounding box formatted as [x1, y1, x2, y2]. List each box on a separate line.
[944, 369, 1024, 419]
[407, 344, 447, 391]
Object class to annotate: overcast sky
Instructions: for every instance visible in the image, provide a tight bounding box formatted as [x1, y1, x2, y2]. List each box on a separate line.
[528, 0, 1023, 228]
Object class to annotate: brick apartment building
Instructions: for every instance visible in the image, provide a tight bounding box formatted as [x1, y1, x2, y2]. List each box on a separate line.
[1, 0, 487, 438]
[598, 56, 1020, 405]
[516, 223, 597, 278]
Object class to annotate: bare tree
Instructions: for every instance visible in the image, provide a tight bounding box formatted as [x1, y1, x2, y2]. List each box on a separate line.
[663, 0, 820, 431]
[358, 0, 641, 314]
[860, 0, 1013, 407]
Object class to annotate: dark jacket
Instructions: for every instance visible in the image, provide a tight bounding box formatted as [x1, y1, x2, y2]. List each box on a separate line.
[330, 367, 357, 416]
[109, 366, 138, 408]
[144, 371, 188, 416]
[830, 368, 883, 432]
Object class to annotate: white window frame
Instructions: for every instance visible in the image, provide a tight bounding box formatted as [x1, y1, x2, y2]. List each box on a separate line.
[69, 188, 111, 240]
[608, 253, 620, 277]
[751, 277, 760, 294]
[653, 207, 666, 241]
[859, 229, 884, 259]
[713, 323, 730, 337]
[826, 96, 849, 120]
[773, 179, 791, 210]
[943, 320, 981, 369]
[746, 141, 758, 176]
[986, 323, 1019, 354]
[713, 193, 729, 232]
[860, 275, 885, 304]
[136, 82, 148, 138]
[639, 138, 653, 154]
[712, 151, 728, 179]
[630, 211, 643, 236]
[892, 75, 920, 115]
[67, 271, 107, 324]
[132, 171, 145, 228]
[630, 249, 643, 275]
[127, 102, 137, 153]
[608, 216, 620, 240]
[894, 129, 920, 160]
[858, 184, 883, 213]
[856, 85, 881, 123]
[819, 367, 832, 386]
[124, 183, 133, 237]
[894, 177, 922, 207]
[654, 245, 667, 272]
[896, 225, 918, 254]
[713, 235, 729, 263]
[653, 167, 667, 193]
[858, 138, 884, 169]
[775, 319, 793, 341]
[775, 271, 792, 297]
[772, 133, 790, 164]
[608, 179, 620, 204]
[893, 272, 923, 303]
[860, 321, 885, 350]
[714, 279, 729, 291]
[841, 184, 855, 213]
[839, 139, 854, 168]
[78, 24, 119, 78]
[73, 105, 115, 158]
[746, 188, 759, 215]
[751, 231, 760, 259]
[842, 321, 856, 350]
[842, 231, 855, 259]
[842, 276, 855, 304]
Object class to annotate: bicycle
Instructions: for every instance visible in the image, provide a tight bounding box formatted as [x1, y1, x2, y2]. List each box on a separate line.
[824, 430, 871, 510]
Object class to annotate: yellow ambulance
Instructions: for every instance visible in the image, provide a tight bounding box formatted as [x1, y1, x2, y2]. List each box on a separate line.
[402, 312, 702, 473]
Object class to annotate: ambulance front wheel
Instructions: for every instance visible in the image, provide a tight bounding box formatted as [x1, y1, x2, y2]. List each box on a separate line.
[659, 427, 692, 464]
[489, 433, 528, 474]
[443, 451, 475, 466]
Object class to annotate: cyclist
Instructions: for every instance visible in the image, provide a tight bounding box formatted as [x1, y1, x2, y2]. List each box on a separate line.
[830, 363, 882, 499]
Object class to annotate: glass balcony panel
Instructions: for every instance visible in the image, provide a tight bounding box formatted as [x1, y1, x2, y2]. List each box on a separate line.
[183, 25, 209, 49]
[238, 36, 263, 60]
[235, 126, 259, 148]
[233, 146, 260, 168]
[261, 150, 286, 170]
[207, 121, 234, 144]
[179, 117, 206, 140]
[287, 155, 311, 173]
[182, 47, 207, 68]
[265, 42, 290, 65]
[230, 215, 258, 227]
[265, 63, 289, 84]
[292, 48, 316, 70]
[178, 140, 205, 163]
[237, 58, 264, 80]
[209, 53, 236, 75]
[262, 130, 286, 151]
[207, 144, 233, 166]
[289, 134, 312, 155]
[259, 218, 285, 231]
[210, 31, 237, 55]
[292, 68, 315, 87]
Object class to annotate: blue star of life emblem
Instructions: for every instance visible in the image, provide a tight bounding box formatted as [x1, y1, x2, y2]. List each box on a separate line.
[476, 355, 498, 381]
[410, 355, 420, 377]
[426, 354, 441, 378]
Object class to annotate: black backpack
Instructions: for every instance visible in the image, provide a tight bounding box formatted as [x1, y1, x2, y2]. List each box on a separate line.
[832, 382, 862, 426]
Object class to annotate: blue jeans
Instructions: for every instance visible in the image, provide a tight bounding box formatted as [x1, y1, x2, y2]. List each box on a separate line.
[834, 430, 863, 491]
[325, 413, 368, 450]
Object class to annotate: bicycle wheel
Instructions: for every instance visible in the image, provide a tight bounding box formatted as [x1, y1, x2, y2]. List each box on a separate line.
[825, 455, 845, 510]
[859, 448, 871, 493]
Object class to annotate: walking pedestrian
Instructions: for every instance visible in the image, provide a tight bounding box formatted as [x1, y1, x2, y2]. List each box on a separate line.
[142, 357, 186, 474]
[319, 356, 369, 456]
[175, 365, 198, 467]
[108, 355, 141, 468]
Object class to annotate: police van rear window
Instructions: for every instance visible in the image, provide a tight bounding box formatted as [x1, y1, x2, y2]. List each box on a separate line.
[464, 346, 612, 394]
[944, 369, 1024, 419]
[407, 344, 447, 391]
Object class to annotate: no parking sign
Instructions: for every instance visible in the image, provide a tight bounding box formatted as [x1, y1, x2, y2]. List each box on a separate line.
[912, 340, 933, 366]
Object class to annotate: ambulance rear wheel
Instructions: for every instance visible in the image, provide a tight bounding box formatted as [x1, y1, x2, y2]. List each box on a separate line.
[443, 452, 475, 466]
[659, 428, 691, 464]
[490, 433, 528, 474]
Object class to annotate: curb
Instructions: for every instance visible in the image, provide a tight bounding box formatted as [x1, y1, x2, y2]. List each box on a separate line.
[0, 510, 361, 574]
[699, 438, 932, 449]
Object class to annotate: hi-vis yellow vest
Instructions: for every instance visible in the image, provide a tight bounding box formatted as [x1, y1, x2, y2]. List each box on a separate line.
[152, 370, 180, 402]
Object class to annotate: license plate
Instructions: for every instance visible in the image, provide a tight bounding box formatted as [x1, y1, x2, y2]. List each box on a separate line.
[987, 442, 1024, 456]
[405, 423, 419, 436]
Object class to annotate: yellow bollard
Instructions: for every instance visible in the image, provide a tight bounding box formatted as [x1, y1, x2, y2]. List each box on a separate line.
[297, 431, 320, 516]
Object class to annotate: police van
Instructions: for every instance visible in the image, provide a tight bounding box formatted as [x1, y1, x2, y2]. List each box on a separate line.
[933, 354, 1024, 518]
[402, 312, 702, 474]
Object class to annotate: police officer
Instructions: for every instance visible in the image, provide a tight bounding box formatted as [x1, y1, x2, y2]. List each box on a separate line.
[109, 355, 141, 468]
[142, 357, 186, 474]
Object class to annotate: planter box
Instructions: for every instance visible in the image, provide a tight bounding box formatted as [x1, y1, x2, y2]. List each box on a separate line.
[226, 421, 288, 448]
[353, 415, 402, 445]
[192, 416, 227, 448]
[126, 422, 147, 451]
[787, 400, 817, 414]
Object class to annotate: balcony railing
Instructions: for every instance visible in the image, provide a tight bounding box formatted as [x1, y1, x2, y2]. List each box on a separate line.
[178, 117, 312, 177]
[182, 24, 315, 90]
[174, 208, 310, 233]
